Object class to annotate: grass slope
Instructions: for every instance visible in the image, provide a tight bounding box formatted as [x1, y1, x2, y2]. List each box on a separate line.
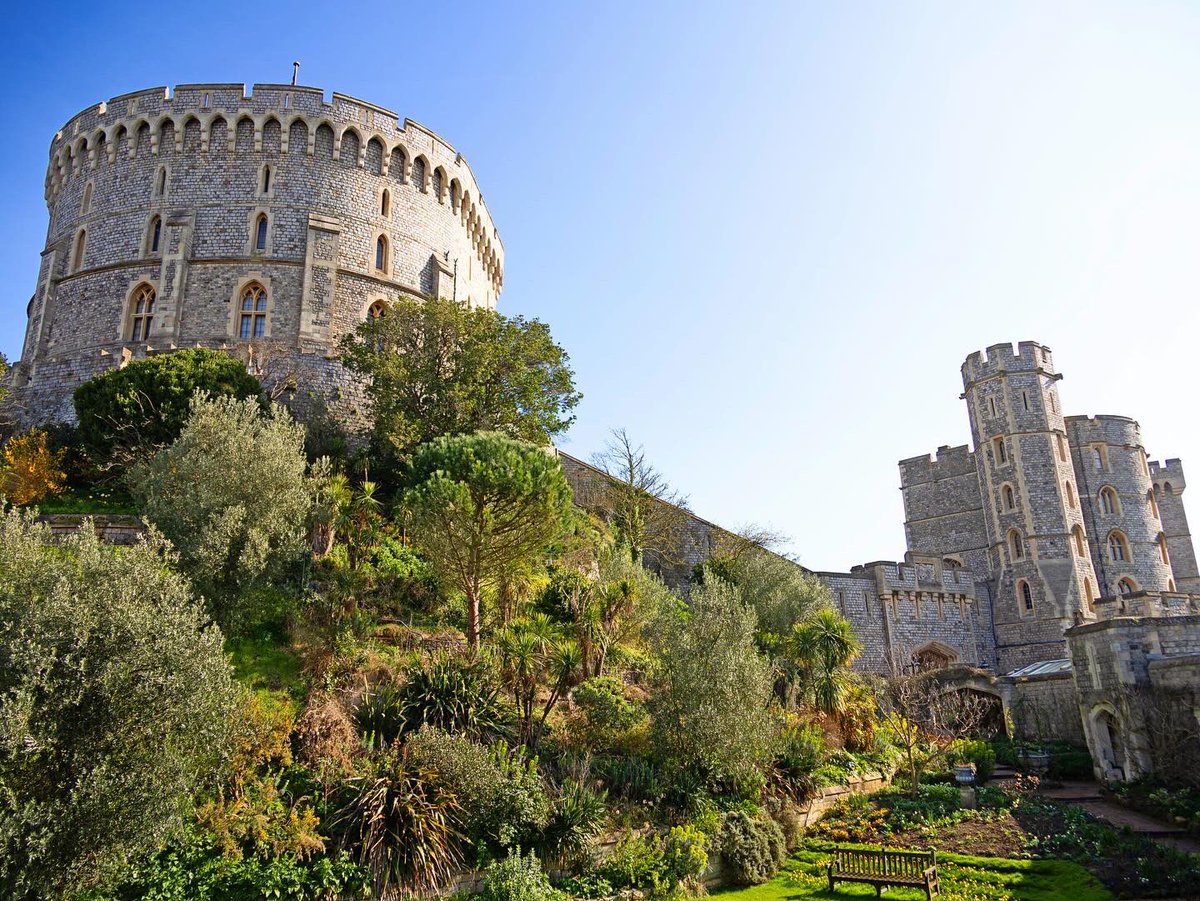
[713, 847, 1112, 901]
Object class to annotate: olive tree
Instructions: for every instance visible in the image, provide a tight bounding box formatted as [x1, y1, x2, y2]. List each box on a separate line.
[648, 577, 777, 795]
[402, 432, 574, 647]
[132, 394, 313, 629]
[0, 508, 237, 899]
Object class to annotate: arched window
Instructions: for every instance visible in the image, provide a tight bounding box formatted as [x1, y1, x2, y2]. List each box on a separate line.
[1108, 530, 1130, 563]
[1164, 482, 1175, 496]
[238, 283, 268, 340]
[1084, 578, 1095, 610]
[381, 189, 391, 217]
[1019, 580, 1034, 611]
[1158, 533, 1170, 565]
[1065, 481, 1076, 508]
[254, 214, 268, 252]
[128, 284, 155, 341]
[367, 300, 387, 352]
[993, 436, 1008, 465]
[71, 229, 87, 272]
[450, 180, 461, 212]
[81, 181, 93, 215]
[1073, 525, 1086, 557]
[1099, 487, 1120, 515]
[432, 167, 444, 199]
[1002, 484, 1015, 511]
[412, 156, 426, 191]
[1168, 579, 1177, 592]
[1008, 529, 1024, 560]
[375, 235, 388, 272]
[1092, 446, 1106, 471]
[1056, 432, 1068, 462]
[147, 216, 162, 254]
[155, 166, 167, 197]
[261, 164, 271, 194]
[1148, 490, 1160, 519]
[1118, 578, 1137, 597]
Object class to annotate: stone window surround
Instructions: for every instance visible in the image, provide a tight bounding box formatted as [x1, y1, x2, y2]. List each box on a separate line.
[121, 278, 160, 342]
[246, 208, 273, 256]
[228, 274, 273, 340]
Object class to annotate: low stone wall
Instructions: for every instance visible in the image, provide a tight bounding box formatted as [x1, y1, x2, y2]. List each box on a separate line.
[791, 771, 892, 827]
[37, 513, 144, 545]
[438, 771, 892, 897]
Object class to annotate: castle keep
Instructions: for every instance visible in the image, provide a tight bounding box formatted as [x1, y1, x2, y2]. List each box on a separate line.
[12, 82, 503, 424]
[7, 85, 1199, 785]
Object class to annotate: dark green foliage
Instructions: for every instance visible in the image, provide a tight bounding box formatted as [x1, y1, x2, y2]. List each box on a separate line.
[948, 738, 996, 783]
[1049, 748, 1094, 781]
[74, 348, 261, 466]
[402, 431, 575, 647]
[334, 745, 464, 898]
[771, 722, 825, 799]
[355, 658, 510, 748]
[478, 848, 561, 901]
[107, 822, 369, 900]
[556, 873, 613, 899]
[406, 729, 550, 854]
[0, 508, 238, 899]
[399, 656, 511, 741]
[571, 676, 644, 749]
[540, 779, 608, 865]
[534, 566, 593, 624]
[354, 681, 407, 748]
[717, 811, 787, 886]
[876, 783, 961, 828]
[339, 295, 580, 464]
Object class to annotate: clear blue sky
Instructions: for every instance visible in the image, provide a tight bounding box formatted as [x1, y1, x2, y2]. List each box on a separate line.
[2, 1, 1198, 571]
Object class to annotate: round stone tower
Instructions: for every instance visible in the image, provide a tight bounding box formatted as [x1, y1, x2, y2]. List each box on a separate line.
[1066, 415, 1172, 597]
[13, 82, 504, 426]
[1149, 459, 1200, 592]
[961, 342, 1099, 672]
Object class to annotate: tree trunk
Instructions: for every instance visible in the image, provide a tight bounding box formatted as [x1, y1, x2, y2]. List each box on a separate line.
[466, 583, 481, 648]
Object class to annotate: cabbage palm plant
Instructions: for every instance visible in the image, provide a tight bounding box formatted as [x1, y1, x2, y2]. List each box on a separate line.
[336, 745, 465, 898]
[785, 609, 862, 715]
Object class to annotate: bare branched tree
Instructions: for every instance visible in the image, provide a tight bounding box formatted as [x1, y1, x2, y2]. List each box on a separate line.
[590, 428, 694, 575]
[880, 671, 999, 795]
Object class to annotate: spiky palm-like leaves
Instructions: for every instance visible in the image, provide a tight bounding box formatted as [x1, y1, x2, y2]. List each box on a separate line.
[539, 779, 608, 866]
[354, 656, 510, 748]
[399, 655, 510, 741]
[336, 746, 465, 898]
[785, 608, 862, 715]
[493, 615, 581, 747]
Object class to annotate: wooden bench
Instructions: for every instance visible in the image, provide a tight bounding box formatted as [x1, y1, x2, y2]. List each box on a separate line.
[827, 847, 939, 899]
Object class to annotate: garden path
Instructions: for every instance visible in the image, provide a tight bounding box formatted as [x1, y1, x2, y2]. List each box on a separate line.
[1040, 781, 1200, 854]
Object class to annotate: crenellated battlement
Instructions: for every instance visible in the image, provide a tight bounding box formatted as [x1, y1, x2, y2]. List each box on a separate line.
[45, 82, 502, 290]
[1150, 458, 1186, 491]
[961, 340, 1054, 387]
[899, 444, 975, 486]
[1065, 414, 1143, 449]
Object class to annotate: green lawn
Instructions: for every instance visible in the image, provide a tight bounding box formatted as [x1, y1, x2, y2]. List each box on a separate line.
[712, 847, 1112, 901]
[226, 632, 304, 704]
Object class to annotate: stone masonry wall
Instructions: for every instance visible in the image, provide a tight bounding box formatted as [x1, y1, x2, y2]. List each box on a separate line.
[900, 444, 989, 576]
[1150, 459, 1200, 592]
[1067, 415, 1171, 596]
[15, 82, 503, 428]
